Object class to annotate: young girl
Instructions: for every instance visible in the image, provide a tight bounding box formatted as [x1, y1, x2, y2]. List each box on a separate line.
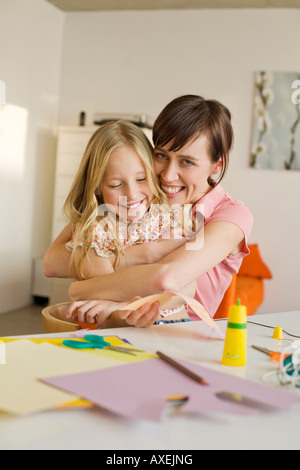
[43, 120, 194, 327]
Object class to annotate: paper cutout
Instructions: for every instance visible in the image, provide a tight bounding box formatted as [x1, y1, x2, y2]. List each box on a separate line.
[119, 293, 173, 311]
[120, 291, 224, 338]
[172, 291, 224, 336]
[41, 356, 300, 422]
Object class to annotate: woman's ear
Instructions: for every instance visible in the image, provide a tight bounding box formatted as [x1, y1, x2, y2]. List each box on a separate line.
[210, 157, 223, 175]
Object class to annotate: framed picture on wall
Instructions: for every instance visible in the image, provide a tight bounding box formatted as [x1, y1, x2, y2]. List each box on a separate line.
[250, 71, 300, 171]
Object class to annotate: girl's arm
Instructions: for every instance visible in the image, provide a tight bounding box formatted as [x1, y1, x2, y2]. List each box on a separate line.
[43, 224, 74, 278]
[43, 223, 114, 279]
[69, 220, 245, 301]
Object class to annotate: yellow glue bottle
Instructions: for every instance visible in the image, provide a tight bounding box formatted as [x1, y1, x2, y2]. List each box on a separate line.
[222, 299, 247, 367]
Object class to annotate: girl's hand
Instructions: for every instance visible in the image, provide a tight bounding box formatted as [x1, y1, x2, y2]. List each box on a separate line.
[66, 299, 126, 327]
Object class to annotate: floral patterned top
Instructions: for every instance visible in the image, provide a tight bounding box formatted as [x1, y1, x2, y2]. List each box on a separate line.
[66, 204, 181, 258]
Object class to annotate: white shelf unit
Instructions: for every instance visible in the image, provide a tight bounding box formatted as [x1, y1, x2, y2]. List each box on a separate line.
[50, 126, 98, 304]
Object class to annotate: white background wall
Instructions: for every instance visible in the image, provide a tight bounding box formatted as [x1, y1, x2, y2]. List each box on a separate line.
[0, 0, 64, 313]
[58, 9, 300, 315]
[0, 3, 299, 315]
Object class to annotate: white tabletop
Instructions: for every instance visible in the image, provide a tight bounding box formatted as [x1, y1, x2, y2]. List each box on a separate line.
[0, 311, 300, 451]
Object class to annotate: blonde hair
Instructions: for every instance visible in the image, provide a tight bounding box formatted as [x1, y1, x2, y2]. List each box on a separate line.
[64, 120, 166, 279]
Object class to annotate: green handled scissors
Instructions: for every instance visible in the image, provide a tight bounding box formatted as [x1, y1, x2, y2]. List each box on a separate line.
[62, 335, 141, 356]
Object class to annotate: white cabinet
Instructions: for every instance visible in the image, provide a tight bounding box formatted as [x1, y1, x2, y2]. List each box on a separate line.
[51, 126, 98, 241]
[50, 126, 98, 304]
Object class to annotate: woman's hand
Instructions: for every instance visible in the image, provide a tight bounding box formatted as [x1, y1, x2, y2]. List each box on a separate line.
[118, 301, 160, 328]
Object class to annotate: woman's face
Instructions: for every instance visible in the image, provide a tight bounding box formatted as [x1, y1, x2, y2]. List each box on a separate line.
[100, 146, 153, 221]
[153, 135, 222, 207]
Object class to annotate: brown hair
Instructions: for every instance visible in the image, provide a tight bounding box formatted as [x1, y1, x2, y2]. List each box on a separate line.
[152, 95, 233, 184]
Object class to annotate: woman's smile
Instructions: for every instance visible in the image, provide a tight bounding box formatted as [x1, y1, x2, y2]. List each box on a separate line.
[154, 135, 221, 206]
[160, 183, 185, 197]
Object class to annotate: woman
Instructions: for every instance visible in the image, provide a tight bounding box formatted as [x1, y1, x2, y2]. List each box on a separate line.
[45, 95, 253, 327]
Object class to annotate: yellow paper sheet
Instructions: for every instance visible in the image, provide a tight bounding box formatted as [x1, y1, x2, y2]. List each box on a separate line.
[0, 340, 124, 416]
[0, 335, 155, 364]
[0, 335, 156, 414]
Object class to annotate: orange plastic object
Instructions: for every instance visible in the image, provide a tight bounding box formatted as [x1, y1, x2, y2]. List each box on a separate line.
[238, 244, 272, 279]
[252, 345, 290, 364]
[214, 244, 271, 319]
[215, 275, 264, 319]
[236, 276, 264, 315]
[214, 274, 237, 319]
[269, 352, 288, 363]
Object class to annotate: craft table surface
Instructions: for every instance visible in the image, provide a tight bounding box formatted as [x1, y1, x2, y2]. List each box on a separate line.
[0, 311, 300, 450]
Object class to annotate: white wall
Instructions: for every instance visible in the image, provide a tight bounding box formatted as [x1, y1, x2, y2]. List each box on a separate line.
[0, 0, 65, 313]
[58, 9, 300, 315]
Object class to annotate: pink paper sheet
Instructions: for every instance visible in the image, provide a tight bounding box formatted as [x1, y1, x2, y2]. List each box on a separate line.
[41, 357, 300, 422]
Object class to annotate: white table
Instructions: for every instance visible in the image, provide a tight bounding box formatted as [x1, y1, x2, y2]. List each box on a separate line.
[0, 311, 299, 451]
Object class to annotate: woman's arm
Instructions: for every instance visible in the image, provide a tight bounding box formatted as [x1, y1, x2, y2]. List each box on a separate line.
[69, 221, 244, 301]
[43, 224, 187, 277]
[115, 228, 187, 270]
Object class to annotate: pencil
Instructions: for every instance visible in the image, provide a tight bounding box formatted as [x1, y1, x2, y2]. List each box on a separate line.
[156, 351, 209, 386]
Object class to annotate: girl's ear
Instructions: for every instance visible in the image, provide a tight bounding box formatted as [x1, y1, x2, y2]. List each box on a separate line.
[95, 183, 104, 204]
[210, 157, 223, 175]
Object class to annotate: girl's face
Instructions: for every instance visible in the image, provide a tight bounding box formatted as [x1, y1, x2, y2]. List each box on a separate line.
[100, 146, 153, 221]
[153, 135, 222, 207]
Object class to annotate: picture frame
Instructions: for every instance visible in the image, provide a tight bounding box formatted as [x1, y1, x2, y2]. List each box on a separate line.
[250, 71, 300, 171]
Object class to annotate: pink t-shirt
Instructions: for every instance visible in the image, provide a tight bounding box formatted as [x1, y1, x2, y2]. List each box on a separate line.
[189, 184, 254, 320]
